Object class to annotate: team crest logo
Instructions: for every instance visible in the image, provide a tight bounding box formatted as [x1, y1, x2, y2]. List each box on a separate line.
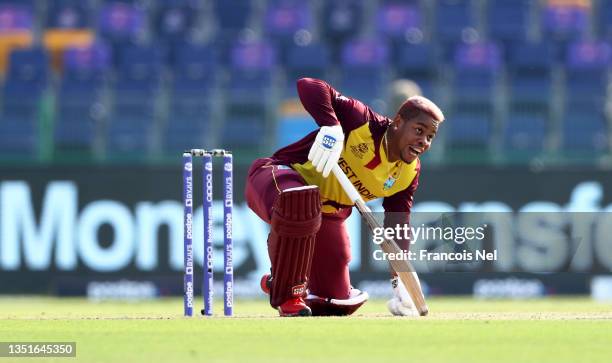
[350, 143, 369, 159]
[383, 176, 397, 190]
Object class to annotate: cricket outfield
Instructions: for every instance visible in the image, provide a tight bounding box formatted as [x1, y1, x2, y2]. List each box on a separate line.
[1, 297, 611, 363]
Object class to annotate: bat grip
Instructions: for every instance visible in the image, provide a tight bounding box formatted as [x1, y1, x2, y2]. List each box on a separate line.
[332, 164, 363, 204]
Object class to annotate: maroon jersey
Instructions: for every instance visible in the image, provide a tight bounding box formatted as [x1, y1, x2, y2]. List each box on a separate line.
[272, 78, 419, 228]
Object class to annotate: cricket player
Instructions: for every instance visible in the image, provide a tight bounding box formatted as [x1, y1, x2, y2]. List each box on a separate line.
[245, 78, 444, 317]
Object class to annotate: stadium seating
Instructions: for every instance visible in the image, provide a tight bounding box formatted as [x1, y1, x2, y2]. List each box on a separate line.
[564, 41, 610, 111]
[452, 42, 501, 111]
[164, 44, 219, 153]
[212, 0, 253, 55]
[486, 0, 530, 47]
[222, 41, 278, 151]
[376, 2, 423, 58]
[0, 48, 49, 155]
[435, 0, 476, 47]
[284, 43, 331, 97]
[98, 1, 146, 58]
[0, 0, 608, 165]
[321, 0, 364, 60]
[46, 0, 91, 29]
[396, 43, 440, 100]
[508, 43, 555, 112]
[560, 111, 609, 154]
[0, 3, 35, 74]
[338, 38, 390, 108]
[597, 0, 612, 39]
[152, 0, 200, 45]
[503, 111, 548, 153]
[263, 0, 313, 60]
[106, 45, 164, 154]
[54, 43, 110, 153]
[542, 3, 589, 43]
[446, 112, 492, 151]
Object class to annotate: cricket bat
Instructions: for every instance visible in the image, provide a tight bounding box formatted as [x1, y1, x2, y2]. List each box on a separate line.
[332, 164, 429, 316]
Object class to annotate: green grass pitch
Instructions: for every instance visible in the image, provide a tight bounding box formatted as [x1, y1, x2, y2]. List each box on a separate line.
[1, 297, 611, 363]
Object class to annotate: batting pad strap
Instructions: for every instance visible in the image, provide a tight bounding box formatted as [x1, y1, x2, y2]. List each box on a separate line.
[271, 213, 321, 237]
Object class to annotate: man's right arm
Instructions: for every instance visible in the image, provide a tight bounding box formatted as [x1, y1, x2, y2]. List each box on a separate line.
[296, 78, 368, 131]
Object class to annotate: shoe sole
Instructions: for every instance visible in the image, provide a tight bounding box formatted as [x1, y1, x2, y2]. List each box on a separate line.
[279, 308, 312, 317]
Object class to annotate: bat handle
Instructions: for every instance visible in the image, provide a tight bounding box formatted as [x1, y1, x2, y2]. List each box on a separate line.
[332, 164, 362, 204]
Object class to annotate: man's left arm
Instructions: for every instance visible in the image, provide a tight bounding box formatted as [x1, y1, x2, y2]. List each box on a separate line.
[382, 170, 423, 317]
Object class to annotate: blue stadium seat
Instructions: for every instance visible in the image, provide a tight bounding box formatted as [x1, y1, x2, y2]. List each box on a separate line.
[452, 42, 501, 112]
[0, 48, 49, 155]
[172, 44, 217, 93]
[55, 44, 110, 152]
[564, 41, 610, 110]
[223, 41, 277, 150]
[0, 2, 34, 31]
[486, 0, 530, 44]
[542, 4, 588, 44]
[338, 38, 390, 106]
[396, 43, 440, 98]
[376, 2, 423, 57]
[46, 0, 91, 28]
[98, 2, 146, 50]
[447, 112, 492, 149]
[153, 0, 199, 44]
[116, 46, 164, 92]
[221, 116, 267, 150]
[4, 48, 49, 93]
[503, 112, 547, 152]
[321, 0, 364, 60]
[264, 1, 312, 54]
[376, 2, 422, 41]
[435, 0, 475, 45]
[227, 41, 277, 106]
[284, 43, 331, 97]
[597, 0, 612, 39]
[508, 43, 554, 111]
[54, 93, 102, 152]
[214, 0, 252, 34]
[106, 46, 163, 153]
[560, 112, 608, 153]
[163, 100, 213, 153]
[164, 44, 219, 153]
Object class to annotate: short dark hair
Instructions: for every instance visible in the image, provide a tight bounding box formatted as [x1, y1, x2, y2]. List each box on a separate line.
[397, 96, 444, 123]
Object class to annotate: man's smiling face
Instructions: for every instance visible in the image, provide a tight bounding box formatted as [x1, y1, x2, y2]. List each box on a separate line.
[391, 113, 439, 163]
[386, 96, 444, 163]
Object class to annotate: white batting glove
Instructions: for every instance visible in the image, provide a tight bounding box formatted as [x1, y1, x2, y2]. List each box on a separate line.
[308, 125, 344, 177]
[387, 274, 420, 317]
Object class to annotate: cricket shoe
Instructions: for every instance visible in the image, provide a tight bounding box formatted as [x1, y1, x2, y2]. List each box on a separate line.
[260, 274, 311, 316]
[277, 297, 312, 317]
